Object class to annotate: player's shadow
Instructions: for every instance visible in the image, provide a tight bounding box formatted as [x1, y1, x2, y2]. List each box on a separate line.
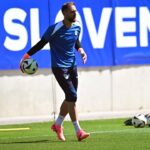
[0, 139, 61, 144]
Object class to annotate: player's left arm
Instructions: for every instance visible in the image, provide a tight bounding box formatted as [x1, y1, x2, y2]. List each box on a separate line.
[75, 39, 87, 64]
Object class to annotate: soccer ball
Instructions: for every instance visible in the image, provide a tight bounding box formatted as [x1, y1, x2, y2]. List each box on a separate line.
[21, 58, 38, 74]
[145, 113, 150, 126]
[132, 114, 147, 128]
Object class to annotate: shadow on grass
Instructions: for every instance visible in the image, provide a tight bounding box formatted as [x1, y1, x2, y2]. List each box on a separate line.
[0, 139, 61, 144]
[0, 139, 79, 144]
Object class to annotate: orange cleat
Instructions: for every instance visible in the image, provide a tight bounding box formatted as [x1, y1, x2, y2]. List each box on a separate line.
[51, 124, 66, 141]
[77, 130, 90, 141]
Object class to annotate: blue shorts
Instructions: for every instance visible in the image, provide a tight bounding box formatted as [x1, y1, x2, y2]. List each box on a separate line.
[52, 67, 78, 102]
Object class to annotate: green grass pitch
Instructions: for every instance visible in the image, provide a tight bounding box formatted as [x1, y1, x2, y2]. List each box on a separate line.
[0, 118, 150, 150]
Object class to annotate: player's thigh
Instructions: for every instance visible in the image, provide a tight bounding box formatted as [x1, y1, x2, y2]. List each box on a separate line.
[52, 67, 77, 96]
[70, 66, 78, 91]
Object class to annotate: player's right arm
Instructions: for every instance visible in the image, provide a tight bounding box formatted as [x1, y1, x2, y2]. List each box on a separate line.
[20, 38, 47, 72]
[22, 37, 48, 60]
[20, 24, 54, 64]
[21, 24, 55, 60]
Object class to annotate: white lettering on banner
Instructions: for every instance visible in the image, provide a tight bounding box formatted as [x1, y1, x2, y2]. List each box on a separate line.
[3, 6, 150, 51]
[30, 9, 49, 49]
[115, 7, 136, 47]
[30, 9, 40, 47]
[83, 8, 112, 48]
[4, 8, 28, 51]
[140, 7, 150, 47]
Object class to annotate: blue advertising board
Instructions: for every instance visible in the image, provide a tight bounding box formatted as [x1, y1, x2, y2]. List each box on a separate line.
[113, 0, 150, 65]
[0, 0, 50, 69]
[0, 0, 150, 69]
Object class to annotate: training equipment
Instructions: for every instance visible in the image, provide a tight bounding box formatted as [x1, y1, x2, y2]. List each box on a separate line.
[0, 127, 30, 132]
[145, 113, 150, 126]
[132, 114, 147, 128]
[20, 58, 38, 74]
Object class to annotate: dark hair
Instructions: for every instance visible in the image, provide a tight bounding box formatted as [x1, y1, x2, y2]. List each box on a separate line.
[61, 2, 75, 13]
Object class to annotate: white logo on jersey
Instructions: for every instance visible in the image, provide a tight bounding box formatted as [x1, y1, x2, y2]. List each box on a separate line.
[75, 31, 78, 36]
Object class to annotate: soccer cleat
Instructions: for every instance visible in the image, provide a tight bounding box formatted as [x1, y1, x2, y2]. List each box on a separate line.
[51, 124, 66, 141]
[77, 130, 90, 141]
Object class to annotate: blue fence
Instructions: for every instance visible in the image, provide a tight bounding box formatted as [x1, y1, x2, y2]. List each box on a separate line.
[0, 0, 150, 69]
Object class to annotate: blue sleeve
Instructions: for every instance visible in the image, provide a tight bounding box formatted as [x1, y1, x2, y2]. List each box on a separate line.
[42, 25, 55, 42]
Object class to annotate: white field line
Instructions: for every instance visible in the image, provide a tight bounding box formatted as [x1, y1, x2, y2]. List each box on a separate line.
[90, 128, 149, 134]
[0, 128, 149, 141]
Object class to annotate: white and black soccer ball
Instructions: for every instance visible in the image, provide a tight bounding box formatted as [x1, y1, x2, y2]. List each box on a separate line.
[21, 58, 38, 74]
[132, 114, 147, 128]
[145, 113, 150, 126]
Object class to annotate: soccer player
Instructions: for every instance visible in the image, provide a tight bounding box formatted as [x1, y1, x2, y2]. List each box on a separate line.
[20, 2, 90, 141]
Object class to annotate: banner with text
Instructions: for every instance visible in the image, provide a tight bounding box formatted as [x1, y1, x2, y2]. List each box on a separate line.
[0, 0, 150, 69]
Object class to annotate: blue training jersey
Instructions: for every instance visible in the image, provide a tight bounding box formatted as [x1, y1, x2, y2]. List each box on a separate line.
[43, 21, 81, 68]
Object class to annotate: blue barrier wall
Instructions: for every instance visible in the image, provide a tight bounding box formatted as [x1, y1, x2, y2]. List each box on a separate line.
[0, 0, 150, 69]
